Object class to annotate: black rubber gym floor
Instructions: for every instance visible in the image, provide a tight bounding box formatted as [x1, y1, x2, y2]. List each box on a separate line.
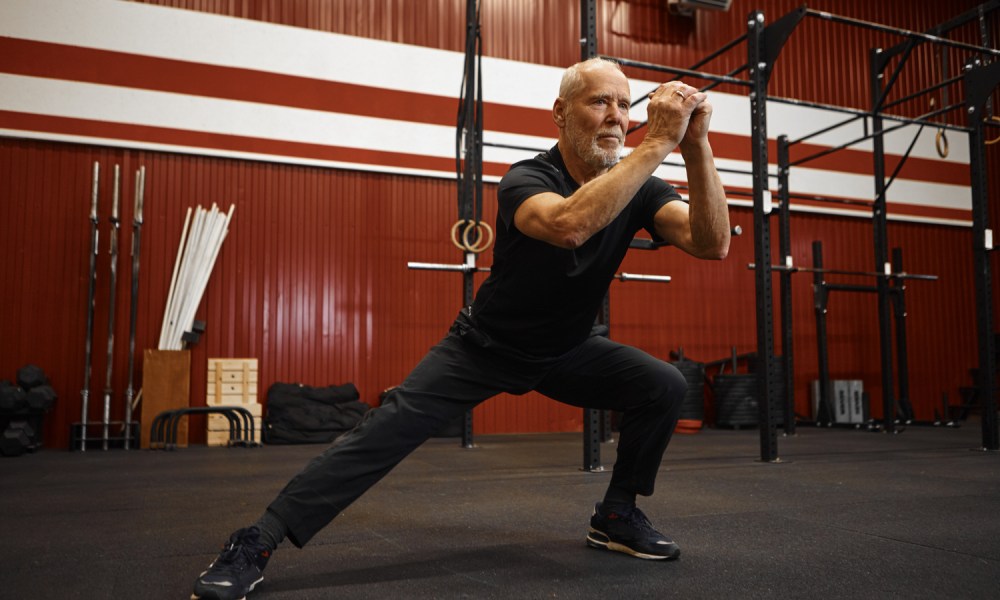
[2, 423, 998, 599]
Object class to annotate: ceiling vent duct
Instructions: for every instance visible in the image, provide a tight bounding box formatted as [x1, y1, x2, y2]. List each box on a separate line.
[667, 0, 733, 17]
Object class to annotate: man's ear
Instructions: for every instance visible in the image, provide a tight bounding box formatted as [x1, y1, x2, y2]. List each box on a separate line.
[552, 98, 566, 128]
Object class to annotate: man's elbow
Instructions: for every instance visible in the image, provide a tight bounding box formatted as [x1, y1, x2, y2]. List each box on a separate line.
[707, 245, 729, 260]
[535, 223, 590, 250]
[696, 238, 730, 260]
[559, 231, 590, 250]
[547, 215, 592, 249]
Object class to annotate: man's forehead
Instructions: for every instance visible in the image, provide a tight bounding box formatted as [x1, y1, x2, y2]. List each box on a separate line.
[579, 67, 631, 98]
[585, 87, 632, 105]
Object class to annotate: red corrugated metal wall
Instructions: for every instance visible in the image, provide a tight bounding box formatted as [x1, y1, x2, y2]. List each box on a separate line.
[2, 0, 997, 448]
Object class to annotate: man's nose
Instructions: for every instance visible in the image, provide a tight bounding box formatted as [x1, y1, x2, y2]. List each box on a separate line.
[605, 105, 626, 124]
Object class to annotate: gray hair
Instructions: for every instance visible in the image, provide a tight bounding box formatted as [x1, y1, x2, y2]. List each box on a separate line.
[558, 57, 624, 101]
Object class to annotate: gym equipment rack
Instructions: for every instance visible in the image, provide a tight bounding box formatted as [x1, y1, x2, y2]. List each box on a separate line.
[587, 0, 1000, 459]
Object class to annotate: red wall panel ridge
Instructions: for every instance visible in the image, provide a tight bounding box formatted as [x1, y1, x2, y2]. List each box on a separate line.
[1, 137, 985, 447]
[0, 138, 584, 447]
[3, 0, 997, 447]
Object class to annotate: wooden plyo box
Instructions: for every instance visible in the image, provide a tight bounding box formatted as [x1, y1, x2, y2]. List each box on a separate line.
[207, 358, 259, 405]
[207, 404, 263, 446]
[141, 349, 191, 449]
[206, 358, 262, 446]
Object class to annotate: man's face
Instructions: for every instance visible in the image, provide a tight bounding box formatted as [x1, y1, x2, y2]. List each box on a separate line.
[561, 65, 631, 171]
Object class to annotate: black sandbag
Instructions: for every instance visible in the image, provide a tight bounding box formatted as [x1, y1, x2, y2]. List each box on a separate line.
[264, 382, 369, 444]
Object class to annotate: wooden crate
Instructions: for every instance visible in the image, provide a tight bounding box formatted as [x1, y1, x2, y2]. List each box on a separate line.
[207, 358, 259, 406]
[207, 404, 262, 422]
[207, 428, 263, 447]
[207, 411, 263, 447]
[206, 358, 260, 446]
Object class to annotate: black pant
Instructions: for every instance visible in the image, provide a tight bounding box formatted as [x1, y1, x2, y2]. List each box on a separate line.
[268, 313, 686, 548]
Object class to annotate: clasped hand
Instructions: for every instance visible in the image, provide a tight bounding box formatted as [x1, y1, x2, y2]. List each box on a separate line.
[644, 83, 713, 151]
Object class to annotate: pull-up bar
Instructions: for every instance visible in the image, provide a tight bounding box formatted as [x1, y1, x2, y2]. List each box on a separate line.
[805, 8, 1000, 57]
[482, 141, 769, 183]
[627, 63, 750, 136]
[787, 114, 865, 147]
[786, 101, 964, 168]
[880, 0, 1000, 60]
[787, 120, 910, 168]
[660, 159, 760, 178]
[774, 95, 972, 141]
[788, 72, 965, 149]
[602, 56, 753, 88]
[880, 73, 964, 113]
[629, 32, 750, 110]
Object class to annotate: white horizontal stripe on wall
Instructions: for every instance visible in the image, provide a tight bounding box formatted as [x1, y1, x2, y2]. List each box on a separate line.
[0, 0, 973, 226]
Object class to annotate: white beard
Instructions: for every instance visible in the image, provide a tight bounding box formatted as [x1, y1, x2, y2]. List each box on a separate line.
[566, 116, 623, 170]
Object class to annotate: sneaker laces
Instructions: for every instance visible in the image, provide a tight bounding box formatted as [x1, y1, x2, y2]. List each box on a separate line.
[610, 505, 658, 534]
[210, 529, 268, 576]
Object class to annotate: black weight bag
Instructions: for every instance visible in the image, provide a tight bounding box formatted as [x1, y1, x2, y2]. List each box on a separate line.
[264, 382, 370, 444]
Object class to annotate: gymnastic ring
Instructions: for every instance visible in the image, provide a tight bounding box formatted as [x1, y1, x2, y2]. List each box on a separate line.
[450, 219, 494, 253]
[462, 220, 494, 254]
[450, 219, 470, 251]
[985, 116, 1000, 146]
[935, 128, 949, 158]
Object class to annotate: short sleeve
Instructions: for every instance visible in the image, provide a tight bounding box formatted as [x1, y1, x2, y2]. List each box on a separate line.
[496, 157, 566, 228]
[638, 177, 683, 238]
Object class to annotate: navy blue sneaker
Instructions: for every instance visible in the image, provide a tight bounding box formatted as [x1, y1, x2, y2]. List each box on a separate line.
[586, 502, 681, 560]
[191, 527, 271, 600]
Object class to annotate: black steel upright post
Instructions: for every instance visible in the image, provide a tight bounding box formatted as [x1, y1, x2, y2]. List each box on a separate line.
[890, 248, 913, 423]
[812, 241, 832, 425]
[581, 0, 604, 472]
[458, 0, 482, 449]
[964, 59, 1000, 450]
[869, 47, 896, 433]
[777, 135, 795, 434]
[598, 293, 613, 444]
[461, 267, 474, 448]
[581, 0, 597, 59]
[748, 10, 778, 461]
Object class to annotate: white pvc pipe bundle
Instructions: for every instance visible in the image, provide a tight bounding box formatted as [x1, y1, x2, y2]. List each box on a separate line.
[158, 204, 235, 350]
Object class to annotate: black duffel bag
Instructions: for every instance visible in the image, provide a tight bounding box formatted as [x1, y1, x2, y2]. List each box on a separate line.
[264, 382, 370, 444]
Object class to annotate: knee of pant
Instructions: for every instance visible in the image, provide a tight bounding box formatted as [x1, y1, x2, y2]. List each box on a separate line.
[649, 363, 687, 414]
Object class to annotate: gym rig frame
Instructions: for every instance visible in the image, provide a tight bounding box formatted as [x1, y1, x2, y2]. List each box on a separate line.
[582, 1, 1000, 460]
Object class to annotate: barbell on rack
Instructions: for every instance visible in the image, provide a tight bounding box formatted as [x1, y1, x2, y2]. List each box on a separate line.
[747, 263, 938, 281]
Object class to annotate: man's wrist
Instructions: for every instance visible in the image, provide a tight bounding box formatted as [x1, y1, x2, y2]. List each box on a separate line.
[679, 138, 712, 161]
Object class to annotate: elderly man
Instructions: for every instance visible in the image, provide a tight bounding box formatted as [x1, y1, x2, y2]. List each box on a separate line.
[192, 57, 729, 600]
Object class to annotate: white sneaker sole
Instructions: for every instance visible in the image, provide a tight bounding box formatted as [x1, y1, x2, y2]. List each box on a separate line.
[190, 574, 263, 600]
[587, 528, 680, 561]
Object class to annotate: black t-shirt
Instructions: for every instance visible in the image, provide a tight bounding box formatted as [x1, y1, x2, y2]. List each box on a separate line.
[470, 145, 681, 357]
